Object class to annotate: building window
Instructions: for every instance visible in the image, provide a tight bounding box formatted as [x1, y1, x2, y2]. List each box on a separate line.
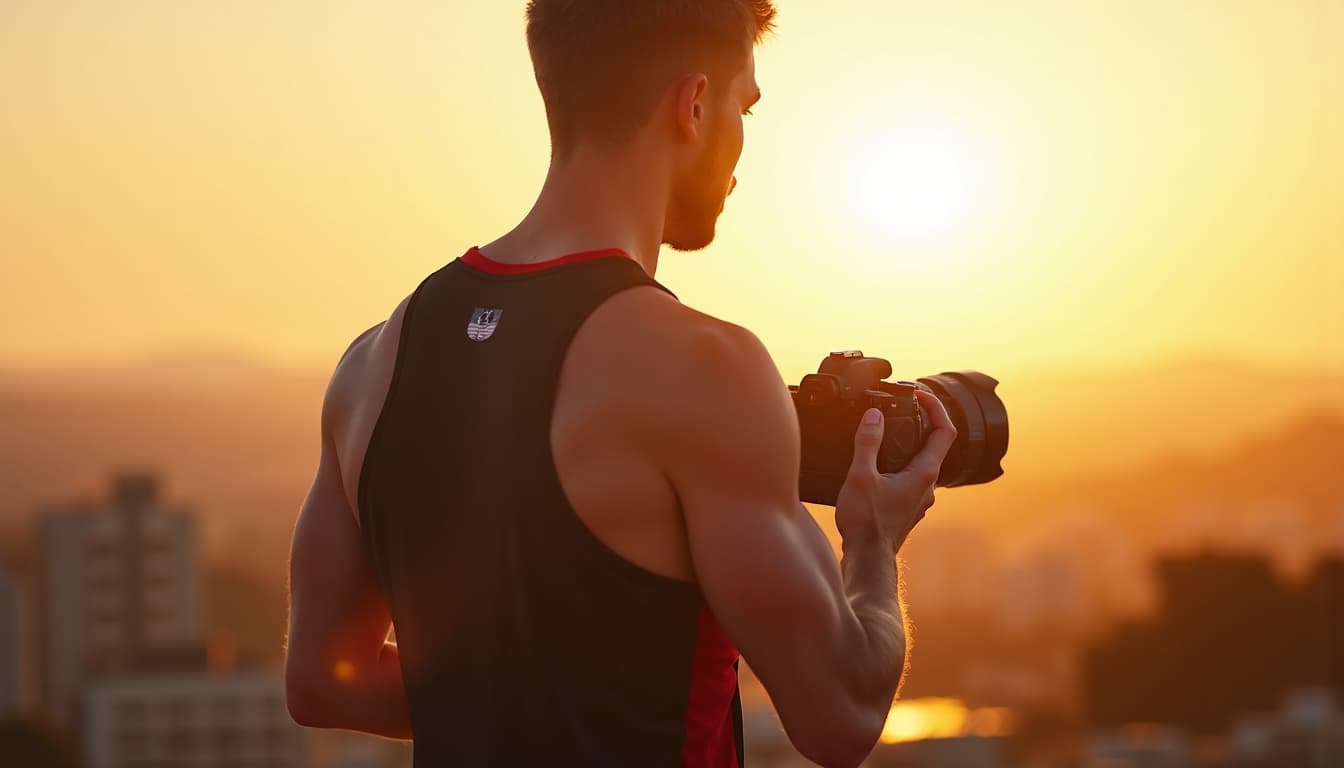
[88, 540, 120, 560]
[117, 729, 147, 757]
[144, 537, 170, 559]
[213, 728, 243, 758]
[91, 590, 121, 617]
[261, 693, 286, 720]
[162, 698, 195, 725]
[262, 726, 291, 753]
[212, 696, 242, 721]
[91, 573, 120, 590]
[115, 698, 145, 722]
[90, 620, 121, 648]
[167, 728, 197, 755]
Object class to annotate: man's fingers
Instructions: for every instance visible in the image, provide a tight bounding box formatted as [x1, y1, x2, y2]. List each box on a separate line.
[902, 427, 956, 483]
[849, 408, 885, 478]
[915, 389, 956, 436]
[900, 391, 958, 482]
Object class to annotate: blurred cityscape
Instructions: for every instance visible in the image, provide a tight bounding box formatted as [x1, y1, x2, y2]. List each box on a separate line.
[0, 472, 411, 768]
[0, 356, 1340, 767]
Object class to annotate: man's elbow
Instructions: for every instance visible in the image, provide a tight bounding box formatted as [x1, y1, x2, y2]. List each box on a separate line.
[788, 706, 887, 768]
[284, 659, 332, 728]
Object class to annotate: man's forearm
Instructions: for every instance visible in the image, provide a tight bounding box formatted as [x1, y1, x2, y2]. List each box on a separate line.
[295, 641, 413, 740]
[840, 536, 908, 715]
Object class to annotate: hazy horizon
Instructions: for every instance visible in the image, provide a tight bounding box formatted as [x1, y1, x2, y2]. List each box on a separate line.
[4, 339, 1344, 384]
[4, 352, 1340, 556]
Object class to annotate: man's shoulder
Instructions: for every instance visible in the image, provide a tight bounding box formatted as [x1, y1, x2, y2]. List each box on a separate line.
[593, 288, 787, 442]
[608, 288, 778, 393]
[596, 290, 800, 495]
[323, 292, 416, 427]
[339, 323, 386, 367]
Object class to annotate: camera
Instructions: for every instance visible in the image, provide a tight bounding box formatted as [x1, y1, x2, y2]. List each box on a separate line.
[790, 351, 1009, 506]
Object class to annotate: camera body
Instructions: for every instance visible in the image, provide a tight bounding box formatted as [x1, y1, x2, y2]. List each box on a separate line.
[790, 351, 1008, 506]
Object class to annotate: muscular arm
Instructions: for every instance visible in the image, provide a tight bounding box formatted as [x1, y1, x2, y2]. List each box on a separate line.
[658, 323, 907, 767]
[284, 325, 412, 739]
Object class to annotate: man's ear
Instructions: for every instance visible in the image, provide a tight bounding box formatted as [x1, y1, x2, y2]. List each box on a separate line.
[674, 73, 710, 141]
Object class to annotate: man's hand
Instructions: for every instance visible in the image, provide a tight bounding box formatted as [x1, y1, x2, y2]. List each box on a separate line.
[836, 389, 957, 554]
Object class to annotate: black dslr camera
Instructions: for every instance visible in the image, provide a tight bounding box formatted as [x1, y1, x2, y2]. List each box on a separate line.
[790, 351, 1009, 506]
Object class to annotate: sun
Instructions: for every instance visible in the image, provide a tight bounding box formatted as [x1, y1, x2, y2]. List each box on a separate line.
[847, 118, 993, 248]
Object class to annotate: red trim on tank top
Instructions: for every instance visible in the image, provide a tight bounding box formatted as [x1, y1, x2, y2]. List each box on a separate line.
[681, 602, 741, 768]
[461, 246, 630, 275]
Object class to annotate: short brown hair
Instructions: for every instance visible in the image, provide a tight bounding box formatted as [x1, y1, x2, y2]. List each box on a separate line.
[525, 0, 777, 157]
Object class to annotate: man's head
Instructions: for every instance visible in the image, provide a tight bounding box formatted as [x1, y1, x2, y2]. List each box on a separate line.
[525, 1, 776, 251]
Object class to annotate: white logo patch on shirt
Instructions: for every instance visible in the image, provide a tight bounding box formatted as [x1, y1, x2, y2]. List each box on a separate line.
[467, 308, 504, 342]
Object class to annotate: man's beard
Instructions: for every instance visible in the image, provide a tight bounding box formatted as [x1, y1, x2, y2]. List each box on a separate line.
[663, 175, 729, 252]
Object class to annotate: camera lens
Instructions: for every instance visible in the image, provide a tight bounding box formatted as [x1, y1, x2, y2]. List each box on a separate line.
[914, 372, 1009, 487]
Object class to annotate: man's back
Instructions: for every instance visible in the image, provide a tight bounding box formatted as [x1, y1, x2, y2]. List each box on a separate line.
[327, 247, 749, 765]
[285, 6, 954, 765]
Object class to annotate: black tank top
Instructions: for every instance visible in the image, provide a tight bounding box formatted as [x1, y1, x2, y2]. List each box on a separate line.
[358, 247, 744, 767]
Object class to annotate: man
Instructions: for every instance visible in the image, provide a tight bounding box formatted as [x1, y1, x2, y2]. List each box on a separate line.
[284, 2, 956, 766]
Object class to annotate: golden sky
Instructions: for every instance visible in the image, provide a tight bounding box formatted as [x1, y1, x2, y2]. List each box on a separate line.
[3, 1, 1340, 382]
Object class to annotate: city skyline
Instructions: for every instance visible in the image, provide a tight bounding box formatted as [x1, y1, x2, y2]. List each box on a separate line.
[5, 469, 1338, 766]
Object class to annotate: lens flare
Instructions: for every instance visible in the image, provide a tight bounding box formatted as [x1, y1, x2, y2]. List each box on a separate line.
[333, 659, 357, 684]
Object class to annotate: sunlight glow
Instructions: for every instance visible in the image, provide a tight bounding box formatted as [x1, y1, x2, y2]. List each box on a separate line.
[848, 118, 994, 248]
[879, 698, 1016, 744]
[880, 698, 968, 744]
[5, 3, 1339, 375]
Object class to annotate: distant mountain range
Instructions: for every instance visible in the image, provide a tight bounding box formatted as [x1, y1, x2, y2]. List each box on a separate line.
[0, 353, 1340, 575]
[926, 406, 1344, 554]
[998, 357, 1344, 477]
[0, 350, 325, 396]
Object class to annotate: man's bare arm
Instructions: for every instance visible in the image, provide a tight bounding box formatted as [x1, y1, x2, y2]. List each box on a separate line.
[658, 321, 951, 768]
[284, 327, 412, 739]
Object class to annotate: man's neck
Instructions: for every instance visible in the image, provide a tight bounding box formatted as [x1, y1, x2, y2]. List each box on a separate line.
[482, 145, 667, 277]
